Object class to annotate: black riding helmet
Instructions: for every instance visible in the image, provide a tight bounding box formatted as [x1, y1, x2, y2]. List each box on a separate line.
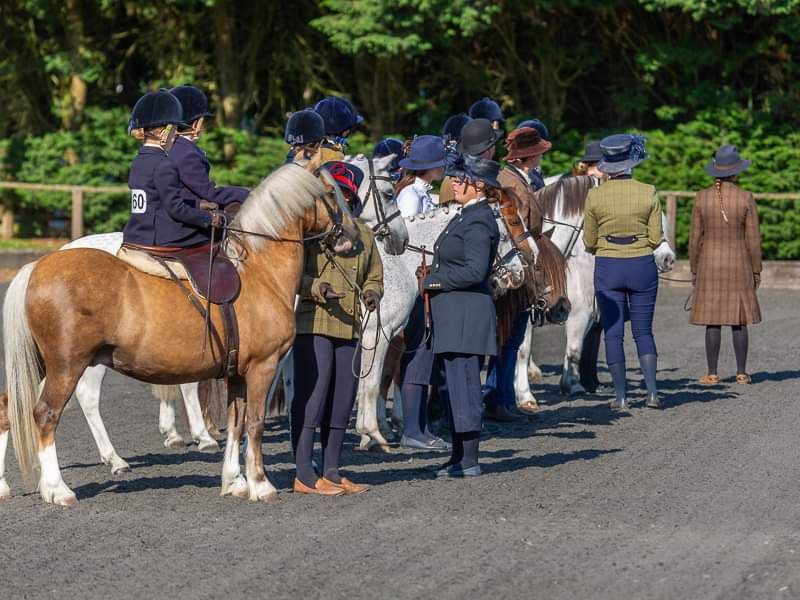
[285, 109, 326, 146]
[169, 84, 214, 126]
[128, 90, 184, 134]
[441, 113, 472, 144]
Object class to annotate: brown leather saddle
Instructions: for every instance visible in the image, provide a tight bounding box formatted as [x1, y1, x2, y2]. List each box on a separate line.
[123, 241, 241, 380]
[124, 242, 240, 304]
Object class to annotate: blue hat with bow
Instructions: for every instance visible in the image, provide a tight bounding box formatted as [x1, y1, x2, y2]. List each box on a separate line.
[598, 133, 648, 174]
[398, 135, 450, 171]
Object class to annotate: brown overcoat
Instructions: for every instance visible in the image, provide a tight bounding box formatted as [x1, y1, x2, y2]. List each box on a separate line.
[689, 182, 762, 325]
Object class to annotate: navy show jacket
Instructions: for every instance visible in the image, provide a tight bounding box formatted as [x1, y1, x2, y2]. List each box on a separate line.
[123, 146, 213, 248]
[423, 199, 500, 357]
[169, 136, 250, 207]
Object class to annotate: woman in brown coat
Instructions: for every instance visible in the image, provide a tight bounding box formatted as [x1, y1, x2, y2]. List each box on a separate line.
[689, 145, 762, 385]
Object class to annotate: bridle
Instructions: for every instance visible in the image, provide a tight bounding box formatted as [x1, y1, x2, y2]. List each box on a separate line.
[224, 165, 349, 247]
[363, 157, 402, 239]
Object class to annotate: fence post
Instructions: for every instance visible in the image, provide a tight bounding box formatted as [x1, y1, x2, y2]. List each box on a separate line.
[71, 187, 83, 240]
[666, 193, 677, 250]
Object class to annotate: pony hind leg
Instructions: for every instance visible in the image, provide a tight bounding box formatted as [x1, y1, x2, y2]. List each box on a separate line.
[75, 365, 131, 474]
[35, 368, 87, 506]
[0, 392, 10, 499]
[243, 357, 279, 503]
[158, 399, 185, 449]
[180, 382, 220, 452]
[220, 380, 248, 499]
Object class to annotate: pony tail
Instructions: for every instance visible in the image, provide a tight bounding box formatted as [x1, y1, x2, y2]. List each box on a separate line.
[716, 178, 729, 223]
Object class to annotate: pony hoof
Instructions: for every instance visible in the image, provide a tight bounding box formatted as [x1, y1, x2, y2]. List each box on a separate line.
[164, 436, 185, 450]
[197, 438, 221, 453]
[0, 479, 10, 500]
[370, 443, 392, 453]
[111, 463, 131, 475]
[55, 494, 78, 508]
[257, 491, 279, 504]
[221, 477, 249, 499]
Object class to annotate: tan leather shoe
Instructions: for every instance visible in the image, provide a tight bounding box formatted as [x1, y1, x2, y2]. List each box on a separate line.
[293, 477, 344, 496]
[699, 374, 721, 385]
[323, 476, 370, 495]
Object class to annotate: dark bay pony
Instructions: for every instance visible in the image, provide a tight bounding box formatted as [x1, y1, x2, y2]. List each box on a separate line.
[4, 164, 359, 506]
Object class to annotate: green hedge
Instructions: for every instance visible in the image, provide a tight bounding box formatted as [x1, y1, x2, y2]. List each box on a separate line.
[1, 106, 799, 257]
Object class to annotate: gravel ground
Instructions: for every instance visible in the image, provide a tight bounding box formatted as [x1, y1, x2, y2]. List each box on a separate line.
[1, 286, 799, 600]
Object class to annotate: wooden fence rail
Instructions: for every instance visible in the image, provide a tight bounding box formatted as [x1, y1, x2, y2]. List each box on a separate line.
[655, 191, 800, 251]
[0, 181, 799, 244]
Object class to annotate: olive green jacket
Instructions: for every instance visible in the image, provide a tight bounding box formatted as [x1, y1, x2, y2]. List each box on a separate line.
[296, 221, 384, 340]
[583, 178, 664, 258]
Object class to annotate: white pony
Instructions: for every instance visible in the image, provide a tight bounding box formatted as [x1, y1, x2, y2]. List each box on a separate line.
[524, 175, 676, 396]
[354, 200, 532, 451]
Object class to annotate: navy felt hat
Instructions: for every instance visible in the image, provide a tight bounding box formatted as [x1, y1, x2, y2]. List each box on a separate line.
[313, 96, 364, 136]
[169, 84, 214, 124]
[398, 135, 450, 171]
[517, 118, 550, 142]
[469, 97, 505, 124]
[598, 133, 648, 174]
[458, 118, 504, 156]
[441, 113, 472, 143]
[285, 109, 325, 145]
[128, 90, 184, 134]
[704, 144, 751, 178]
[580, 141, 603, 163]
[447, 154, 501, 189]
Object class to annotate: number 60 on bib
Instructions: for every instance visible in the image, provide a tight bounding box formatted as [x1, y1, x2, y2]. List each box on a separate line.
[130, 189, 147, 214]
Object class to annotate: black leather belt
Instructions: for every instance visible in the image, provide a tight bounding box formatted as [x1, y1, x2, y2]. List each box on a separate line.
[605, 235, 639, 245]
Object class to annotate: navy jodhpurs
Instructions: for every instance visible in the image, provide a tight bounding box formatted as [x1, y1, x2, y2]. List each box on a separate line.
[594, 254, 658, 366]
[439, 353, 484, 433]
[291, 334, 361, 431]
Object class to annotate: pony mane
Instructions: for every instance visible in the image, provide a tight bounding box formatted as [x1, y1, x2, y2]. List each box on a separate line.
[535, 234, 568, 300]
[233, 164, 326, 248]
[536, 176, 594, 220]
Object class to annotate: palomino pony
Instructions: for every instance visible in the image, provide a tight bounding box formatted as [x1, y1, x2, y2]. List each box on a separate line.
[354, 195, 535, 451]
[525, 175, 676, 395]
[4, 164, 360, 506]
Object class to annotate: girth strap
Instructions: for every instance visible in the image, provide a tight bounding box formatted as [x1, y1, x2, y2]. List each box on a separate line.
[155, 257, 240, 379]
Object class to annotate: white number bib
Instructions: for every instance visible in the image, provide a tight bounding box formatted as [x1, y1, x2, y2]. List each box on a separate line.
[130, 189, 147, 214]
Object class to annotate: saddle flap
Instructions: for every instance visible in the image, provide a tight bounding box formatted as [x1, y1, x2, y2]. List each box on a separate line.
[180, 249, 241, 304]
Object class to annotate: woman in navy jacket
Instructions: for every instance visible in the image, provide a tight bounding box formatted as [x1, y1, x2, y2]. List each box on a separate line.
[423, 155, 500, 478]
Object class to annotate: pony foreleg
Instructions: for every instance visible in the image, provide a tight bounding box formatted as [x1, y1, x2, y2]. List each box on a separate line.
[355, 337, 392, 452]
[179, 383, 220, 452]
[220, 383, 248, 499]
[243, 357, 279, 503]
[158, 399, 185, 449]
[75, 365, 131, 474]
[560, 307, 594, 396]
[0, 393, 10, 499]
[514, 320, 538, 410]
[526, 322, 544, 383]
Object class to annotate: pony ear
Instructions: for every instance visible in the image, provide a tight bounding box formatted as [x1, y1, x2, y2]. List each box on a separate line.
[543, 227, 555, 238]
[375, 153, 395, 170]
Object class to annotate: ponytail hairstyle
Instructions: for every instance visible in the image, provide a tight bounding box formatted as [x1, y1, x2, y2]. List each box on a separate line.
[393, 139, 416, 195]
[715, 175, 736, 224]
[130, 127, 146, 143]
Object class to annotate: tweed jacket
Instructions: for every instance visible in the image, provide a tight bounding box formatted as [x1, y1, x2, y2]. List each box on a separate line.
[296, 221, 384, 340]
[689, 182, 762, 325]
[583, 178, 663, 258]
[423, 199, 500, 356]
[498, 164, 543, 236]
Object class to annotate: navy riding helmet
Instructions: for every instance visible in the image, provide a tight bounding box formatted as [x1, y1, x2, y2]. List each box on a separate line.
[313, 96, 364, 138]
[128, 90, 184, 134]
[285, 109, 326, 146]
[468, 97, 504, 125]
[373, 137, 404, 176]
[169, 84, 214, 126]
[441, 113, 472, 144]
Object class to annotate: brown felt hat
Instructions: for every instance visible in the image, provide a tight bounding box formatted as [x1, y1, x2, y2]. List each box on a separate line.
[504, 127, 552, 160]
